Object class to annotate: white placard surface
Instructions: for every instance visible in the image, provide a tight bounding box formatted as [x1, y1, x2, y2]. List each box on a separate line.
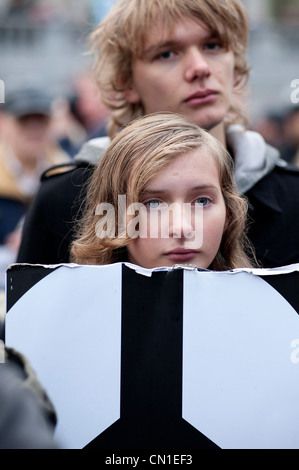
[183, 269, 299, 449]
[5, 263, 122, 449]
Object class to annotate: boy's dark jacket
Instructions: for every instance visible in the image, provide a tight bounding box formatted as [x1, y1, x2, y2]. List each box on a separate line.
[16, 128, 299, 268]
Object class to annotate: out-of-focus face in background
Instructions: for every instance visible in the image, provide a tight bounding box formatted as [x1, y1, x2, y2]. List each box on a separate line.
[0, 85, 55, 167]
[73, 73, 109, 132]
[0, 112, 51, 164]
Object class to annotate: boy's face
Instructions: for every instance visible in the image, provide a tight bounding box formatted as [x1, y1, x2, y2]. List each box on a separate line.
[126, 149, 228, 270]
[124, 17, 237, 131]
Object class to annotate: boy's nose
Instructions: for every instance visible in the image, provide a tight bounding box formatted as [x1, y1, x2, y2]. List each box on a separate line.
[184, 47, 211, 82]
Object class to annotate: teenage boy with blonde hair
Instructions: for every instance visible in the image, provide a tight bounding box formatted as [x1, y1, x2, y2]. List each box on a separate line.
[17, 0, 299, 268]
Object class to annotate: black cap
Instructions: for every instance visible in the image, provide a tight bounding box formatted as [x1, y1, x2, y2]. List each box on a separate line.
[2, 86, 53, 118]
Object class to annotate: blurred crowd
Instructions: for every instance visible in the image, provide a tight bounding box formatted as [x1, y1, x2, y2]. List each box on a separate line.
[0, 0, 114, 27]
[252, 106, 299, 167]
[0, 72, 109, 301]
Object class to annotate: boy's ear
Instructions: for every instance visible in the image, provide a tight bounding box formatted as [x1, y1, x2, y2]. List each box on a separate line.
[233, 68, 243, 89]
[122, 85, 141, 104]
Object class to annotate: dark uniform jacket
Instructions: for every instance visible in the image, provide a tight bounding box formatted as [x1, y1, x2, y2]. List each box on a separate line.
[16, 129, 299, 269]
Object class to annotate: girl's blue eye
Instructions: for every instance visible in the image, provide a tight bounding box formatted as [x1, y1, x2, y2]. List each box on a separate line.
[145, 200, 161, 209]
[195, 197, 209, 206]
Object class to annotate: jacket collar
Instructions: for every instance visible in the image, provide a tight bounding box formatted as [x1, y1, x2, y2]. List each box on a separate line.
[226, 124, 282, 193]
[226, 125, 286, 212]
[74, 136, 111, 165]
[244, 159, 290, 213]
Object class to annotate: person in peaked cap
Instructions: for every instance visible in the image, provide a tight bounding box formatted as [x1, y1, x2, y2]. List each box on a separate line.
[2, 85, 54, 118]
[16, 0, 299, 269]
[0, 86, 70, 289]
[0, 84, 70, 275]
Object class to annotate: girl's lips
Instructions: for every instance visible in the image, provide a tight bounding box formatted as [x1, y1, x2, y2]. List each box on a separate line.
[165, 250, 198, 262]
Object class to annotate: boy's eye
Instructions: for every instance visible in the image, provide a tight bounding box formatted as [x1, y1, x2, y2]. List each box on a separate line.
[205, 41, 221, 51]
[158, 50, 175, 60]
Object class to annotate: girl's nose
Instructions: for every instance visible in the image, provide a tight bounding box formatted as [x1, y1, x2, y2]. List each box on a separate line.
[169, 203, 195, 240]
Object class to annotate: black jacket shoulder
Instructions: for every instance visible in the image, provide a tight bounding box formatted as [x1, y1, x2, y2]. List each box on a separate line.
[275, 161, 299, 175]
[16, 160, 95, 265]
[246, 162, 299, 267]
[40, 159, 95, 184]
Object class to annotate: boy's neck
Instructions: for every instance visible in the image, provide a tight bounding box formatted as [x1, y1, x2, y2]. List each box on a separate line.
[209, 122, 226, 149]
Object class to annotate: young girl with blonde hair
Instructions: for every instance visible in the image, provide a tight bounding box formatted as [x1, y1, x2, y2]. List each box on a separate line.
[71, 112, 256, 271]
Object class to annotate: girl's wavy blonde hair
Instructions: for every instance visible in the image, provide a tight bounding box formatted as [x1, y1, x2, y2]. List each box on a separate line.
[70, 112, 256, 270]
[89, 0, 250, 138]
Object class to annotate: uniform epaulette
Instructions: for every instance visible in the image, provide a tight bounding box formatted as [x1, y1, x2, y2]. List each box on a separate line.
[41, 162, 79, 181]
